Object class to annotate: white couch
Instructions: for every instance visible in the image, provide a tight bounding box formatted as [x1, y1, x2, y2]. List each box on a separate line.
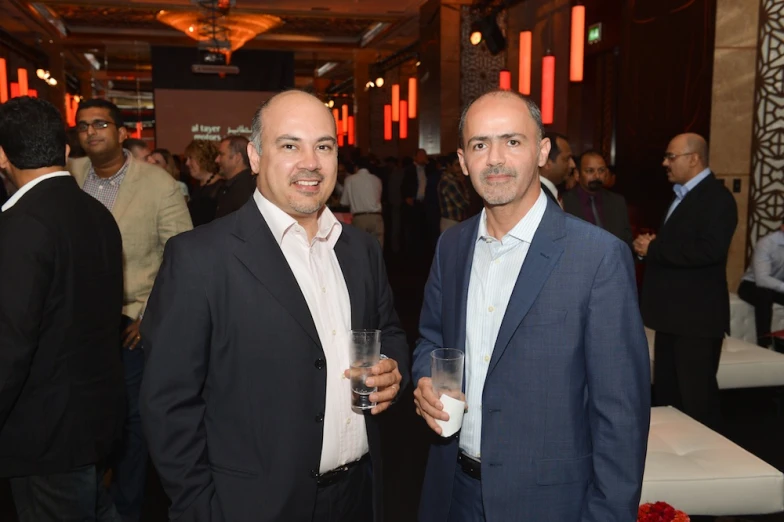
[730, 292, 784, 344]
[645, 328, 784, 389]
[642, 406, 784, 515]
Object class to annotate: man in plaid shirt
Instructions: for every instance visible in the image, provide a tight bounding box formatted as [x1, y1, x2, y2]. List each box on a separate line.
[438, 152, 471, 233]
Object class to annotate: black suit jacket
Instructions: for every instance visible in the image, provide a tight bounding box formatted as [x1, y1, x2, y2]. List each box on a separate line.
[215, 168, 256, 219]
[140, 200, 410, 522]
[562, 187, 634, 248]
[641, 173, 737, 338]
[402, 161, 439, 202]
[0, 176, 124, 477]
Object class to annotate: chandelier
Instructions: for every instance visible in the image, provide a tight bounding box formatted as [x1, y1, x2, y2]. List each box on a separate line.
[157, 1, 283, 63]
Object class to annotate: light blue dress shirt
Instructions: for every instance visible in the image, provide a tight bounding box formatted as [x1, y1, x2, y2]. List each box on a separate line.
[459, 190, 547, 459]
[743, 229, 784, 294]
[664, 167, 711, 222]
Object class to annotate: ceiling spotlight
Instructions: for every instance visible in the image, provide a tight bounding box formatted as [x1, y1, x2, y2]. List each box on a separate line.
[416, 61, 421, 67]
[471, 14, 506, 55]
[375, 77, 384, 87]
[327, 99, 335, 108]
[188, 26, 194, 33]
[365, 81, 375, 89]
[470, 23, 483, 46]
[47, 78, 57, 86]
[36, 69, 47, 79]
[73, 95, 81, 102]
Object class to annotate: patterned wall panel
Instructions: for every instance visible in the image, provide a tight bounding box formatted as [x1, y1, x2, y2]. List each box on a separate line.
[748, 0, 784, 257]
[460, 6, 507, 110]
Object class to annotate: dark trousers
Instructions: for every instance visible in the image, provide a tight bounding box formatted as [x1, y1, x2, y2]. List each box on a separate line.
[738, 279, 784, 345]
[311, 459, 372, 522]
[653, 332, 723, 431]
[447, 467, 486, 522]
[10, 464, 119, 522]
[109, 316, 147, 522]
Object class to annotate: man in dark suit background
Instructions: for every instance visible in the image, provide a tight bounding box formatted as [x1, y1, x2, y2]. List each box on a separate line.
[413, 91, 650, 522]
[562, 149, 633, 249]
[402, 148, 440, 254]
[635, 133, 737, 431]
[538, 131, 575, 205]
[140, 90, 409, 522]
[0, 97, 125, 521]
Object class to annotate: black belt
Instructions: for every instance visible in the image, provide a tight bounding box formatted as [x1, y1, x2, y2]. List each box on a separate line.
[458, 451, 481, 480]
[315, 453, 369, 487]
[353, 212, 382, 217]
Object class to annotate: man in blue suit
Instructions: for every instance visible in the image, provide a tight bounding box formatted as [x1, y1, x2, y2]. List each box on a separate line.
[412, 90, 650, 522]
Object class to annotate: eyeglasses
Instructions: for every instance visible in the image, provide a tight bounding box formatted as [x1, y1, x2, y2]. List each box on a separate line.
[663, 152, 695, 161]
[76, 120, 116, 133]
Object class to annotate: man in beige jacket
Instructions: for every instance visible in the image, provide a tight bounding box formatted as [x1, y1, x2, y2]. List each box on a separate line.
[69, 99, 192, 522]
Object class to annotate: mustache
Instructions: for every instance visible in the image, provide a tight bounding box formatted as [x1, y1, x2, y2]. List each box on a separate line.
[587, 179, 603, 188]
[289, 170, 324, 184]
[480, 166, 517, 180]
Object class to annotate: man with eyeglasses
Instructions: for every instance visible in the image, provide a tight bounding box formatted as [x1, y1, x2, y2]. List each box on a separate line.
[634, 133, 737, 432]
[68, 98, 193, 522]
[562, 149, 633, 249]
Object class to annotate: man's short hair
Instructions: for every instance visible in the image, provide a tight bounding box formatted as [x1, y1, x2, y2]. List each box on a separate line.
[544, 132, 569, 163]
[222, 135, 250, 167]
[577, 149, 605, 170]
[250, 90, 336, 154]
[354, 156, 372, 171]
[458, 90, 544, 149]
[445, 152, 459, 165]
[76, 98, 124, 128]
[123, 138, 148, 152]
[0, 96, 67, 170]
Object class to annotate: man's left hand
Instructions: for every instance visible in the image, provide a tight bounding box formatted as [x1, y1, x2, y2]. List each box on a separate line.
[344, 357, 402, 415]
[122, 319, 142, 350]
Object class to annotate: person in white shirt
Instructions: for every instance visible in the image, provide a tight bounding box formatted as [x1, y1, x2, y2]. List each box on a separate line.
[738, 219, 784, 346]
[341, 157, 384, 248]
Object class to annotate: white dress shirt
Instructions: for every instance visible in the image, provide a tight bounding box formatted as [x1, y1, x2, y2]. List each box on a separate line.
[416, 164, 427, 201]
[253, 190, 368, 473]
[460, 190, 548, 459]
[340, 168, 382, 214]
[1, 171, 71, 212]
[743, 229, 784, 294]
[539, 175, 559, 203]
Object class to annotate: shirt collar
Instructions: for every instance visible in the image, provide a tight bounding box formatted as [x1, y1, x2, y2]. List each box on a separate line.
[87, 150, 131, 182]
[539, 176, 558, 200]
[253, 189, 342, 247]
[2, 171, 71, 212]
[674, 167, 711, 199]
[476, 189, 548, 244]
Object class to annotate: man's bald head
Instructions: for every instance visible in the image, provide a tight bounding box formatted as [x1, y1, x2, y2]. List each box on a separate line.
[458, 90, 544, 150]
[663, 132, 710, 185]
[677, 133, 708, 168]
[250, 90, 336, 154]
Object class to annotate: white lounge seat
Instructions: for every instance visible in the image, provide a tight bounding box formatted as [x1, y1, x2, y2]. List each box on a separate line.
[642, 406, 784, 516]
[645, 328, 784, 389]
[730, 292, 784, 344]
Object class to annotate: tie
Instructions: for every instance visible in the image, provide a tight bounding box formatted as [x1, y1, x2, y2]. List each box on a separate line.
[589, 196, 603, 228]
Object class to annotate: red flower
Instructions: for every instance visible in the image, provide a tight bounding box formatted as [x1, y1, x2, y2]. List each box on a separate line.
[638, 502, 690, 522]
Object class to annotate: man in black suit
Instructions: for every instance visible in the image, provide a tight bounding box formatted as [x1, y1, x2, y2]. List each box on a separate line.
[402, 148, 440, 254]
[0, 97, 125, 521]
[562, 149, 633, 249]
[635, 133, 737, 431]
[140, 90, 409, 522]
[539, 131, 575, 204]
[214, 135, 256, 219]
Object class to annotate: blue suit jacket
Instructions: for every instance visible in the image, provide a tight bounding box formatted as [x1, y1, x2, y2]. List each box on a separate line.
[413, 199, 650, 522]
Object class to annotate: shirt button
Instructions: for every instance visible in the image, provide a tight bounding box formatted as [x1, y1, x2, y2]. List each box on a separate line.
[488, 306, 495, 312]
[98, 185, 104, 190]
[484, 355, 490, 362]
[332, 330, 336, 336]
[314, 358, 326, 370]
[109, 181, 115, 186]
[322, 287, 326, 293]
[494, 259, 500, 265]
[315, 413, 324, 423]
[346, 418, 351, 425]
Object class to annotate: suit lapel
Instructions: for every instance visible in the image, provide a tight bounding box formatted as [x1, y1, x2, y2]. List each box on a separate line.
[455, 216, 480, 352]
[487, 204, 565, 376]
[112, 160, 142, 223]
[232, 201, 321, 347]
[334, 232, 365, 330]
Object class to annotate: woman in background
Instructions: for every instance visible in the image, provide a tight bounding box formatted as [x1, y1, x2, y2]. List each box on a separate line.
[183, 140, 222, 227]
[147, 148, 190, 201]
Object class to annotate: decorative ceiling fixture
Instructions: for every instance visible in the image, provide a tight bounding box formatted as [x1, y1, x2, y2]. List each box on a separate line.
[157, 1, 283, 63]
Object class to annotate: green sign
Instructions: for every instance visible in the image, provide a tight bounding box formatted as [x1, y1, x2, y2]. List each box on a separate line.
[588, 23, 602, 44]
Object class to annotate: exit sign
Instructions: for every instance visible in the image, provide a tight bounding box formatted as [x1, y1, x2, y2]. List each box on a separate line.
[588, 23, 602, 44]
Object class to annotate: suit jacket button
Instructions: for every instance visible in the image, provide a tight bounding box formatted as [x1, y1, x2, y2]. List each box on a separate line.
[315, 413, 324, 423]
[310, 469, 319, 479]
[314, 358, 326, 369]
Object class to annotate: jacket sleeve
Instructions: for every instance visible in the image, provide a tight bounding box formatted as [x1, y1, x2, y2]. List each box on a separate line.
[582, 239, 651, 521]
[0, 215, 54, 429]
[140, 236, 221, 522]
[646, 188, 737, 268]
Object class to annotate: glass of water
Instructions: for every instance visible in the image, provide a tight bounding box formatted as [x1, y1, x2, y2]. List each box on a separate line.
[349, 329, 382, 411]
[431, 348, 464, 400]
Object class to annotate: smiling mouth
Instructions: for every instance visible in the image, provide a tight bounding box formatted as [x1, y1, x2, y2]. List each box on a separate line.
[293, 180, 320, 187]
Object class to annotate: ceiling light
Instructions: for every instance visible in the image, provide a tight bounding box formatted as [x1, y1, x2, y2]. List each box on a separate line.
[366, 81, 375, 89]
[188, 26, 194, 33]
[316, 62, 339, 77]
[47, 78, 57, 86]
[470, 23, 483, 46]
[36, 69, 48, 79]
[416, 61, 421, 67]
[327, 99, 334, 108]
[375, 77, 384, 87]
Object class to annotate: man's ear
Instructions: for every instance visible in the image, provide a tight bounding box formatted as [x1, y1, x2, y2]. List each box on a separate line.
[0, 147, 10, 171]
[247, 141, 261, 174]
